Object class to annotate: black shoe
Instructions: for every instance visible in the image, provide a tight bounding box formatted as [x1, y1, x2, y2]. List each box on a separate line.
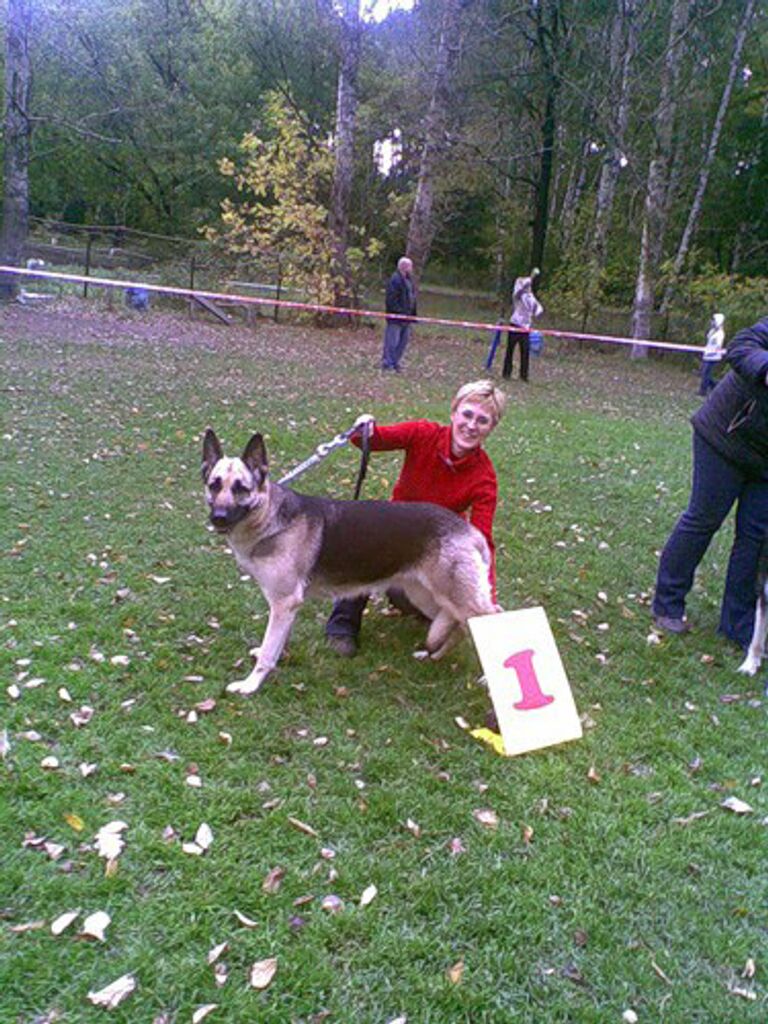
[653, 615, 691, 635]
[326, 635, 358, 658]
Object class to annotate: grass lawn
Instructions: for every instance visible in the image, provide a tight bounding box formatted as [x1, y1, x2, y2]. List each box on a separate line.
[1, 300, 764, 1023]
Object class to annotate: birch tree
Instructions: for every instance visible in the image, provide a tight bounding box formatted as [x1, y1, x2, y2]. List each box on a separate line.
[0, 0, 33, 300]
[661, 0, 757, 311]
[630, 0, 689, 357]
[329, 0, 362, 308]
[406, 0, 464, 282]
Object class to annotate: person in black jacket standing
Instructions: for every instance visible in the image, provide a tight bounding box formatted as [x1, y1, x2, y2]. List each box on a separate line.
[381, 256, 416, 372]
[652, 316, 768, 647]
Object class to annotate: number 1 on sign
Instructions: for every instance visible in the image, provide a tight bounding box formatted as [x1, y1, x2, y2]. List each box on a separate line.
[503, 648, 555, 711]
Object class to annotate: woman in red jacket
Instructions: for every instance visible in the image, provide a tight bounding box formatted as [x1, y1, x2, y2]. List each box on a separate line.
[325, 379, 507, 656]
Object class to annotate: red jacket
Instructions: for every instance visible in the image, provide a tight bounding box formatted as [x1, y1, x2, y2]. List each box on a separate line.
[354, 420, 498, 594]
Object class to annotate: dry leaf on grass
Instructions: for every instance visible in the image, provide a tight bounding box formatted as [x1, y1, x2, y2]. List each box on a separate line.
[721, 796, 753, 815]
[287, 816, 319, 837]
[207, 941, 228, 964]
[472, 808, 499, 829]
[192, 1005, 218, 1023]
[359, 884, 378, 907]
[51, 910, 80, 936]
[182, 822, 214, 856]
[233, 909, 258, 928]
[87, 973, 136, 1009]
[94, 821, 127, 862]
[79, 910, 110, 942]
[447, 960, 465, 984]
[262, 866, 285, 894]
[249, 957, 278, 990]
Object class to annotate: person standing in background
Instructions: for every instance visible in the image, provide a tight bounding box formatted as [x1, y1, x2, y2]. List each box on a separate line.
[381, 256, 417, 373]
[699, 312, 726, 396]
[503, 268, 543, 382]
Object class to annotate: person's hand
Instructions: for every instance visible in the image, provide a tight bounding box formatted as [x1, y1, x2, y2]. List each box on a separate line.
[354, 413, 375, 432]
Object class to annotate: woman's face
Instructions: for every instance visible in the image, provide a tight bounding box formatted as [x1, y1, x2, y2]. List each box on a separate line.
[450, 398, 496, 457]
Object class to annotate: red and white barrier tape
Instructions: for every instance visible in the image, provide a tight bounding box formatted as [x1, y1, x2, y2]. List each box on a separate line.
[0, 265, 705, 355]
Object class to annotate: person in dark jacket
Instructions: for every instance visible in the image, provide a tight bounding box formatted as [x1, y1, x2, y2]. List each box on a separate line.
[381, 256, 416, 372]
[652, 316, 768, 647]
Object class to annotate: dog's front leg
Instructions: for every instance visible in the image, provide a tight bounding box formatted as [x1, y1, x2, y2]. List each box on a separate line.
[227, 593, 302, 696]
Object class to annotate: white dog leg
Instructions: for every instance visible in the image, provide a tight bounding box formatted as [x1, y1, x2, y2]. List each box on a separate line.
[227, 594, 301, 695]
[737, 595, 767, 677]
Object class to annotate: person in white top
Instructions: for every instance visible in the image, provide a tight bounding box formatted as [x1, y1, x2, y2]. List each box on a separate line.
[699, 312, 726, 396]
[502, 268, 544, 382]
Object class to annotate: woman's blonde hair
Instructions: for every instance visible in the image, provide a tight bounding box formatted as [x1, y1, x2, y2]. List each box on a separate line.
[451, 379, 507, 424]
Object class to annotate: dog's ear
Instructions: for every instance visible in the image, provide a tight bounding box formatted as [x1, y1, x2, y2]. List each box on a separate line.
[202, 428, 223, 482]
[242, 432, 268, 477]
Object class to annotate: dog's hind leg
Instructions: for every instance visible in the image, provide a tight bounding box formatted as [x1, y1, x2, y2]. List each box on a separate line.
[227, 592, 302, 695]
[422, 609, 461, 661]
[738, 591, 768, 677]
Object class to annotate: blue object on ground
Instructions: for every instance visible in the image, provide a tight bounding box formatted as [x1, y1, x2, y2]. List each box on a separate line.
[125, 287, 150, 311]
[529, 330, 544, 355]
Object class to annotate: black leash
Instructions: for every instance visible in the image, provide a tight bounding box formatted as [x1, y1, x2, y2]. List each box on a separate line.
[352, 420, 371, 500]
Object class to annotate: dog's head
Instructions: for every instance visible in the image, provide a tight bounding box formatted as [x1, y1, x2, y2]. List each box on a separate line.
[201, 429, 269, 533]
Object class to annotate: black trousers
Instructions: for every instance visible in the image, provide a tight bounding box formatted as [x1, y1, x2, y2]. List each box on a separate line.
[503, 328, 530, 381]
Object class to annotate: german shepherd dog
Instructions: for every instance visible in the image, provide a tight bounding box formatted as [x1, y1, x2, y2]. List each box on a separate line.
[737, 533, 768, 678]
[202, 429, 496, 695]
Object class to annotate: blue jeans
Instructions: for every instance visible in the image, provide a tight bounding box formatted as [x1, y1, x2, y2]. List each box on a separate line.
[698, 361, 718, 396]
[652, 433, 768, 647]
[381, 321, 411, 370]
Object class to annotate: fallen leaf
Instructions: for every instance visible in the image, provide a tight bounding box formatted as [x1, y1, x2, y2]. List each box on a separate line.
[40, 756, 60, 771]
[87, 973, 136, 1009]
[94, 821, 127, 861]
[64, 813, 85, 832]
[472, 808, 499, 829]
[79, 910, 110, 941]
[405, 818, 421, 837]
[9, 920, 46, 933]
[447, 960, 464, 984]
[213, 963, 228, 987]
[359, 884, 378, 907]
[233, 909, 258, 928]
[320, 894, 344, 914]
[262, 866, 286, 894]
[586, 766, 601, 784]
[447, 837, 466, 856]
[721, 796, 753, 815]
[249, 957, 278, 990]
[207, 942, 228, 964]
[51, 910, 80, 936]
[287, 816, 319, 837]
[192, 1005, 218, 1023]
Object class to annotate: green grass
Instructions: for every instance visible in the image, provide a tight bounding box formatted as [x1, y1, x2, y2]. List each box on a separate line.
[1, 300, 764, 1022]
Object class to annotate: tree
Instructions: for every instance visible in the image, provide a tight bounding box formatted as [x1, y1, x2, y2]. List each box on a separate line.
[661, 0, 757, 311]
[211, 91, 380, 309]
[0, 0, 32, 300]
[406, 0, 465, 282]
[630, 0, 690, 356]
[329, 0, 362, 308]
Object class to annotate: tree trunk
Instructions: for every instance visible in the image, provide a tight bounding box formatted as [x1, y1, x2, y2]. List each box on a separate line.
[406, 0, 464, 284]
[529, 0, 565, 273]
[661, 0, 756, 311]
[630, 0, 689, 357]
[592, 0, 638, 269]
[0, 0, 33, 301]
[329, 0, 361, 310]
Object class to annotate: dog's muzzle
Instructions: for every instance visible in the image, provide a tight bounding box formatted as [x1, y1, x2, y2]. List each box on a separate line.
[209, 505, 249, 532]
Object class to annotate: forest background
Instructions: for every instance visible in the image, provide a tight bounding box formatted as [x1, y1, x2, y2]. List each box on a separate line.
[1, 0, 767, 339]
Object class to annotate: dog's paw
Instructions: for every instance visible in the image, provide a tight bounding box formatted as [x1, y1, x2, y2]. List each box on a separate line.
[248, 645, 261, 660]
[225, 678, 262, 696]
[737, 654, 762, 677]
[412, 649, 430, 661]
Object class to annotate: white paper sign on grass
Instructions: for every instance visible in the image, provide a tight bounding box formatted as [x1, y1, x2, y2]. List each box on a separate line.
[469, 607, 582, 757]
